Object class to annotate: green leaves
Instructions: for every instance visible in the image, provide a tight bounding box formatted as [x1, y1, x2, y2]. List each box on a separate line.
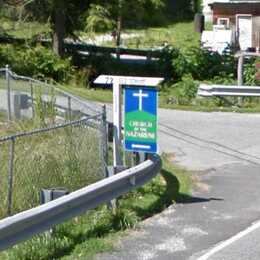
[0, 45, 72, 82]
[85, 4, 115, 34]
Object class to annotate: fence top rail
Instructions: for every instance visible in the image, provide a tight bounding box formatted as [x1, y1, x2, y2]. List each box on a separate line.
[1, 67, 101, 114]
[0, 114, 101, 143]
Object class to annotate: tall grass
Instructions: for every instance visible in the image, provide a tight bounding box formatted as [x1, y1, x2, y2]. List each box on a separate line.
[122, 22, 200, 51]
[0, 19, 50, 39]
[0, 122, 103, 219]
[0, 154, 192, 260]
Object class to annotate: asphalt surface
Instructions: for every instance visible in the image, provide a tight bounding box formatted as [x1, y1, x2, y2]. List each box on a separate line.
[4, 89, 260, 259]
[96, 109, 260, 260]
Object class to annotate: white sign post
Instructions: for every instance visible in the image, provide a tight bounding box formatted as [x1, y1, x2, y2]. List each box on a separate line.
[112, 77, 123, 168]
[94, 75, 164, 172]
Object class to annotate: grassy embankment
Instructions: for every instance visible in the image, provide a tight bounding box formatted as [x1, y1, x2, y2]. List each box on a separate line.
[0, 153, 192, 260]
[0, 116, 103, 220]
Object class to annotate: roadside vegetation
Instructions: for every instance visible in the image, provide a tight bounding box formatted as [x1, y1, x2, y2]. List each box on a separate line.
[0, 0, 260, 257]
[0, 154, 192, 260]
[1, 22, 260, 112]
[1, 1, 260, 112]
[120, 22, 200, 50]
[0, 101, 103, 220]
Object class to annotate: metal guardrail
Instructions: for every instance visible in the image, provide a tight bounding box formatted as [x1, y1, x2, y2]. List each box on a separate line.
[198, 84, 260, 97]
[0, 155, 161, 250]
[0, 154, 161, 251]
[0, 67, 162, 252]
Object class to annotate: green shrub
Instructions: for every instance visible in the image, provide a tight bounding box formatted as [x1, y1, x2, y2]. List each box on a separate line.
[85, 4, 115, 34]
[166, 74, 199, 105]
[71, 66, 97, 88]
[184, 47, 235, 81]
[0, 44, 72, 82]
[244, 58, 260, 86]
[159, 46, 188, 80]
[158, 46, 236, 84]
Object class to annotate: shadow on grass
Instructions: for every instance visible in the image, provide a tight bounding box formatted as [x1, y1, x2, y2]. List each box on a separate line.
[133, 169, 223, 219]
[32, 168, 224, 260]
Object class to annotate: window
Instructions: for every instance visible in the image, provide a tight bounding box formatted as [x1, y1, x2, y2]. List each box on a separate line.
[217, 18, 230, 29]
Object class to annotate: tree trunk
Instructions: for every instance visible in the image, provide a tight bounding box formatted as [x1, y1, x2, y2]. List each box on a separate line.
[116, 0, 123, 59]
[53, 3, 65, 57]
[116, 15, 122, 48]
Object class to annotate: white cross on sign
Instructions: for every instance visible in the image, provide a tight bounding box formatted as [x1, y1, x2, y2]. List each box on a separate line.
[133, 89, 148, 111]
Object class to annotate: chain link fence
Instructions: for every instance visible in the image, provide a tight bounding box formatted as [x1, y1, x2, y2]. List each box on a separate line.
[0, 67, 108, 219]
[0, 66, 100, 123]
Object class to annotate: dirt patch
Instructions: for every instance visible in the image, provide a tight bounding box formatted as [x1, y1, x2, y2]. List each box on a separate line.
[190, 170, 215, 193]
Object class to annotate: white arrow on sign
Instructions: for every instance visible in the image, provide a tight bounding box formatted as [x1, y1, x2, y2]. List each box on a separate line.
[131, 144, 151, 150]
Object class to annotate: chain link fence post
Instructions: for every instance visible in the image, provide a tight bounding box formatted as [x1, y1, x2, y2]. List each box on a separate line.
[6, 65, 12, 121]
[30, 80, 35, 118]
[67, 96, 72, 121]
[7, 137, 15, 216]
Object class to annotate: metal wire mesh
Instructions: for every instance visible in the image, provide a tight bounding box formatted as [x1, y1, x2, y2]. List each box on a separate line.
[0, 68, 108, 219]
[0, 116, 105, 219]
[0, 67, 100, 124]
[0, 70, 8, 120]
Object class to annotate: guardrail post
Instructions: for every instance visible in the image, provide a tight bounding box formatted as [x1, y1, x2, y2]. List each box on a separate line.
[106, 166, 117, 212]
[6, 65, 11, 121]
[7, 137, 15, 216]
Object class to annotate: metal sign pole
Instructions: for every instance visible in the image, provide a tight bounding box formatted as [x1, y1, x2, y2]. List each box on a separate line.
[113, 78, 123, 170]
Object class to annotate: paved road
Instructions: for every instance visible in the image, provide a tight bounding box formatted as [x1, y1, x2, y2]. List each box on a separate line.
[96, 109, 260, 260]
[4, 88, 260, 259]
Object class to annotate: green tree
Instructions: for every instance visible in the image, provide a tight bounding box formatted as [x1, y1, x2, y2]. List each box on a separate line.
[86, 0, 166, 47]
[27, 0, 92, 56]
[4, 0, 91, 56]
[4, 0, 167, 54]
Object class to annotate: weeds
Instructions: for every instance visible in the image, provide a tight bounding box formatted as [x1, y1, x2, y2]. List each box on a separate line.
[0, 154, 192, 260]
[0, 123, 103, 219]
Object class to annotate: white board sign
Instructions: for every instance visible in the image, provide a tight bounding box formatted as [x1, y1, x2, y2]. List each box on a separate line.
[94, 75, 164, 87]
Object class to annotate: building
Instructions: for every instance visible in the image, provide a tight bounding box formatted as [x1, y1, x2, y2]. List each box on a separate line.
[209, 0, 260, 51]
[203, 0, 213, 22]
